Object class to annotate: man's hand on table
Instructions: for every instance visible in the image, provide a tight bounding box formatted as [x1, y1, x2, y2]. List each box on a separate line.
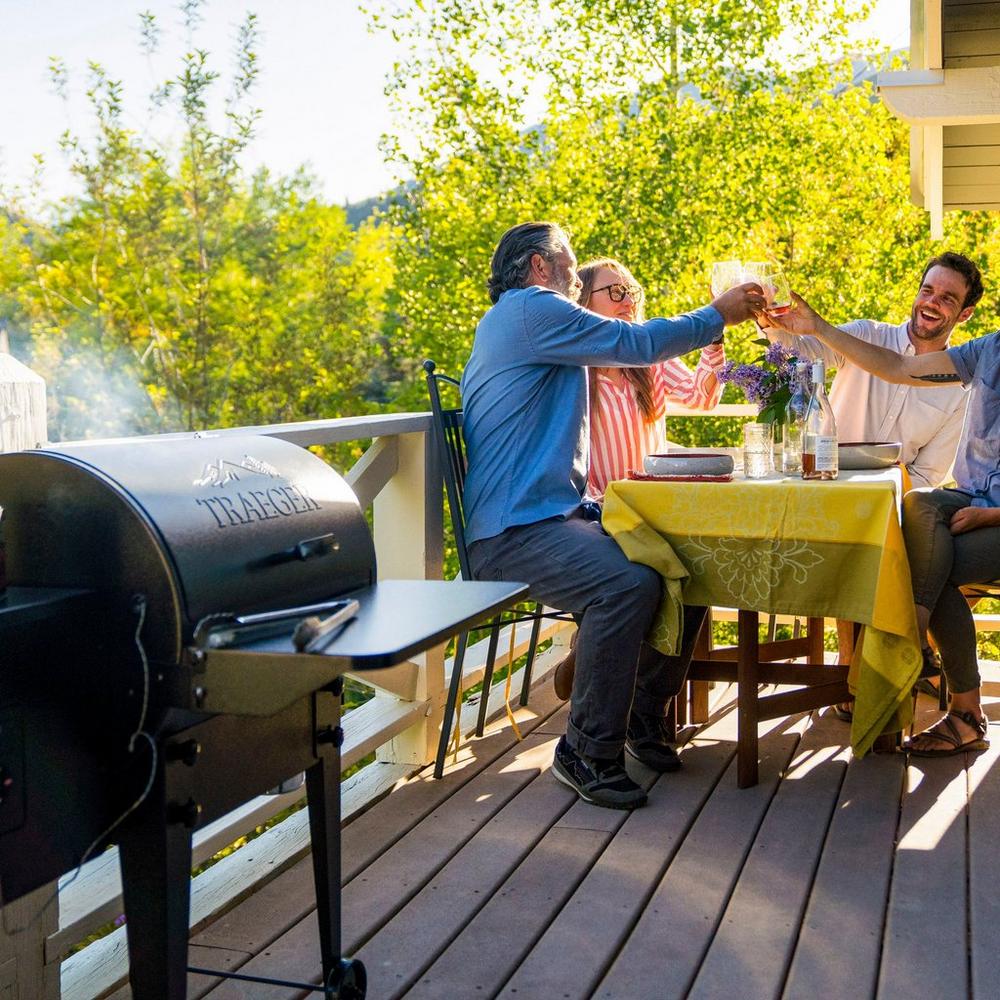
[950, 506, 1000, 535]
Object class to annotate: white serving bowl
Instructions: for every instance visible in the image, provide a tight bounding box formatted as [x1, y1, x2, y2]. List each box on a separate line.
[643, 451, 735, 478]
[838, 441, 902, 470]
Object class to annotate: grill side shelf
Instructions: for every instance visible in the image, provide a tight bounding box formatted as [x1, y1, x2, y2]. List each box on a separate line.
[190, 579, 527, 717]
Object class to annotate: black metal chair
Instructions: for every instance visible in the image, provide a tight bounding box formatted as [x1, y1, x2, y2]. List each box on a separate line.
[423, 359, 570, 777]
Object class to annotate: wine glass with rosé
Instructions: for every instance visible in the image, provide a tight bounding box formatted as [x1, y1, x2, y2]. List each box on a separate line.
[743, 262, 792, 315]
[710, 260, 744, 298]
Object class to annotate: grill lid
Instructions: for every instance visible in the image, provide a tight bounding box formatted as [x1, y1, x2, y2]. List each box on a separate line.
[0, 434, 375, 659]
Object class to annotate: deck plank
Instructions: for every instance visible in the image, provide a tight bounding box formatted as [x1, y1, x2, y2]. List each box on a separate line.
[495, 739, 734, 1000]
[687, 711, 850, 1000]
[592, 724, 806, 1000]
[353, 750, 576, 998]
[401, 820, 623, 999]
[876, 752, 969, 1000]
[200, 732, 560, 998]
[190, 690, 565, 997]
[782, 741, 904, 1000]
[492, 683, 741, 999]
[966, 737, 1000, 1000]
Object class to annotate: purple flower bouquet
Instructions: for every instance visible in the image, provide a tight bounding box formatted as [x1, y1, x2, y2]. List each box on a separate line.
[718, 340, 800, 426]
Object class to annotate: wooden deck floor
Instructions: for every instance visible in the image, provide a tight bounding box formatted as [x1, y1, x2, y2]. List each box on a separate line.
[121, 671, 1000, 1000]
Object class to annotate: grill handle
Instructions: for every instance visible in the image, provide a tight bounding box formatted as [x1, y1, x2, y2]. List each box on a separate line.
[249, 533, 339, 570]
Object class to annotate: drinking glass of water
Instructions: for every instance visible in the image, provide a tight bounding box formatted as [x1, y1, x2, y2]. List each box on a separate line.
[742, 422, 774, 479]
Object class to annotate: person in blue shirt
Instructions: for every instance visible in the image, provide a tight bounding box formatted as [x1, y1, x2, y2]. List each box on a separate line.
[462, 221, 765, 809]
[768, 287, 994, 758]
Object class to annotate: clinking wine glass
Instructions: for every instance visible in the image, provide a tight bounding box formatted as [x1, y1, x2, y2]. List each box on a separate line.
[744, 262, 791, 315]
[710, 260, 744, 298]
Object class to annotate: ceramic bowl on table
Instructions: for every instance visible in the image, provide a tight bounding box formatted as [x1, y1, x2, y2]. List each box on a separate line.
[642, 451, 735, 479]
[837, 441, 902, 470]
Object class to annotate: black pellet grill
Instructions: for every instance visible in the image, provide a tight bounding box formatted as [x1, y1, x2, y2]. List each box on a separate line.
[0, 434, 524, 999]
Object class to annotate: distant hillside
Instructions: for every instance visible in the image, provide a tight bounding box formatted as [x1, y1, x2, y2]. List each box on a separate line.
[344, 182, 414, 227]
[345, 195, 382, 227]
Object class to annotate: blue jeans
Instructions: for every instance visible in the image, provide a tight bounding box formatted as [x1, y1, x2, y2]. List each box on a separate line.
[903, 488, 1000, 693]
[468, 508, 705, 759]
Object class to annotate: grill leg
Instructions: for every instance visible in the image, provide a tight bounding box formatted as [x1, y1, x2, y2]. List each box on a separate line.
[307, 744, 344, 985]
[118, 778, 194, 1000]
[306, 703, 366, 998]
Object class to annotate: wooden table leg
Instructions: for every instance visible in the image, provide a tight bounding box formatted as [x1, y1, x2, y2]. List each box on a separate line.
[691, 612, 712, 724]
[737, 608, 760, 788]
[806, 616, 825, 664]
[836, 619, 859, 665]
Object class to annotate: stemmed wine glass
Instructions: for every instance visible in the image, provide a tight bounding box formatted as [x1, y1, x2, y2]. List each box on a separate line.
[710, 260, 744, 298]
[743, 261, 792, 315]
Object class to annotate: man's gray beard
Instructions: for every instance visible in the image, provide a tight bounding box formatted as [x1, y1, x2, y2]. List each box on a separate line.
[561, 279, 580, 302]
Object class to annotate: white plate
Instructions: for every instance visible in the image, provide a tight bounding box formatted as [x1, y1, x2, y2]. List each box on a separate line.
[838, 441, 902, 470]
[643, 451, 735, 477]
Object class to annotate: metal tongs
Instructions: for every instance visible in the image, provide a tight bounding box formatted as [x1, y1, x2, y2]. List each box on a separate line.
[292, 599, 360, 653]
[195, 598, 359, 650]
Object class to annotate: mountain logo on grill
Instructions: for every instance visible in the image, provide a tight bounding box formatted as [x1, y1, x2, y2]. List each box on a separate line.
[194, 454, 281, 487]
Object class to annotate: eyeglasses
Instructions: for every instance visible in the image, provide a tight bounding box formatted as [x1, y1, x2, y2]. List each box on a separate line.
[591, 282, 644, 304]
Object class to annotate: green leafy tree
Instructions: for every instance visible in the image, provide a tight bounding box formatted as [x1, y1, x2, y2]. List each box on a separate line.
[368, 0, 999, 426]
[0, 1, 396, 445]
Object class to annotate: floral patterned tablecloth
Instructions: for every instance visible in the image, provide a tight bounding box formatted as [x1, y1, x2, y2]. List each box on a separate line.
[602, 469, 921, 757]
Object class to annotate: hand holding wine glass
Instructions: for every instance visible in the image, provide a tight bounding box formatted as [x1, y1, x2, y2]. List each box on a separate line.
[761, 291, 820, 336]
[711, 282, 768, 326]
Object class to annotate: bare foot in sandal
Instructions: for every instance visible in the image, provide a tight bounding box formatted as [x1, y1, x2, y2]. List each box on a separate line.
[904, 709, 989, 757]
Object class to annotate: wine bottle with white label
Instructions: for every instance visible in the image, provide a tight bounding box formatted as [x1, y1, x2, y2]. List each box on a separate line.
[802, 359, 838, 480]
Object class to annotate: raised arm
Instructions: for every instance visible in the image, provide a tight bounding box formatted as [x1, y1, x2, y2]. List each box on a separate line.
[657, 344, 725, 410]
[770, 294, 961, 386]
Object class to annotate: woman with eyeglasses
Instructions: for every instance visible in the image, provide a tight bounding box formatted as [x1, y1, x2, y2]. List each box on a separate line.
[579, 258, 725, 498]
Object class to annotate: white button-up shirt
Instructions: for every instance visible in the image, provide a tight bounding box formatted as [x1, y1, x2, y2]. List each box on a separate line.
[769, 319, 969, 489]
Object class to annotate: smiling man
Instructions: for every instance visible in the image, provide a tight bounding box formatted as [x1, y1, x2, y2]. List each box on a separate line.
[764, 252, 983, 489]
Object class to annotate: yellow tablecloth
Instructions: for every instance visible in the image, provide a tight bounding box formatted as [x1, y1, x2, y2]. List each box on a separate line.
[602, 469, 922, 756]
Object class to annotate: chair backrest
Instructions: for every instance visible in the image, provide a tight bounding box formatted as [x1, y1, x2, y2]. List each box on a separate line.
[423, 359, 473, 580]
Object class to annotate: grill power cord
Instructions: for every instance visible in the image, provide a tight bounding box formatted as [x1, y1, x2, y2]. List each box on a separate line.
[1, 594, 158, 936]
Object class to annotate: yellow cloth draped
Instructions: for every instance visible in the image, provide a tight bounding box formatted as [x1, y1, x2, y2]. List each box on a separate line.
[602, 471, 921, 757]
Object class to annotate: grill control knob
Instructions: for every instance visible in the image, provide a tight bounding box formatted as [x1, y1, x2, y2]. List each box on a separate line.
[167, 798, 202, 829]
[166, 740, 202, 767]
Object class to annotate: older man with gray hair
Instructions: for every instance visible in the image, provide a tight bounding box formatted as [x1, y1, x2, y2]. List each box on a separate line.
[461, 221, 764, 809]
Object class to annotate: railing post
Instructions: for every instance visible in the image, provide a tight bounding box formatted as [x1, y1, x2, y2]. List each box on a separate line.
[0, 882, 60, 999]
[372, 430, 445, 767]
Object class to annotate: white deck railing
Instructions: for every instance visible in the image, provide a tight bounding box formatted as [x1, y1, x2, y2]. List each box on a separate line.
[8, 404, 998, 998]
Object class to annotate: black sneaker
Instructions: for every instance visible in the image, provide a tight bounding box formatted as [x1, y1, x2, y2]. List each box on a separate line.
[552, 736, 647, 810]
[625, 711, 682, 772]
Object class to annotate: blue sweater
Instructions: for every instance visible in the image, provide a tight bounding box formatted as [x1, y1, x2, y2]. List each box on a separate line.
[460, 286, 724, 543]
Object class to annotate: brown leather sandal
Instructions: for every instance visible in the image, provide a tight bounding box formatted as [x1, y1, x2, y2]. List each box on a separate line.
[904, 709, 989, 758]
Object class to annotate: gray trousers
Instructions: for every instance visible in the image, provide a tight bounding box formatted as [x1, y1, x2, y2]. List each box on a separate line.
[903, 488, 1000, 693]
[468, 508, 705, 759]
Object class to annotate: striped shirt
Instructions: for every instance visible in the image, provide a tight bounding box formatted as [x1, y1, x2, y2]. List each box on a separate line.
[587, 345, 725, 497]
